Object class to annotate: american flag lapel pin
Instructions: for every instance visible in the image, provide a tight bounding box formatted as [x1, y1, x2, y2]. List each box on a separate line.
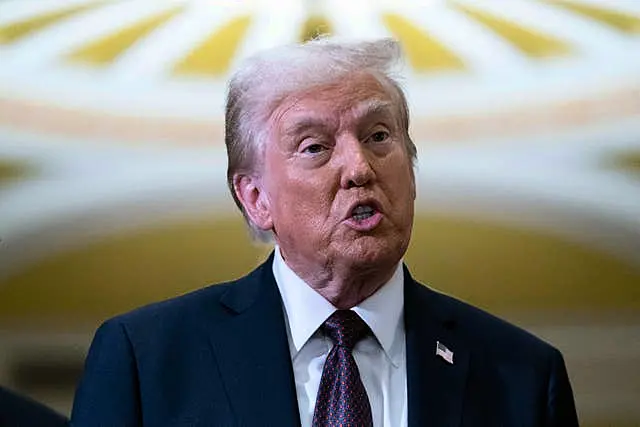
[436, 341, 454, 364]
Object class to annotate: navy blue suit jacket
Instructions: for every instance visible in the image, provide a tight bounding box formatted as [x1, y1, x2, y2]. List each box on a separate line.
[0, 386, 69, 427]
[72, 254, 579, 426]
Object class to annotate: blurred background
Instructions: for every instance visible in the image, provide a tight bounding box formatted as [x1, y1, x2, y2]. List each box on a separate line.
[0, 0, 638, 425]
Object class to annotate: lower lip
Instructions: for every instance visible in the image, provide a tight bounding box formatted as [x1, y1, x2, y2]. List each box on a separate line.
[343, 211, 383, 231]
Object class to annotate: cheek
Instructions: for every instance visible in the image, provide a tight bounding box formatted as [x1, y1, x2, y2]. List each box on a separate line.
[273, 176, 334, 220]
[379, 158, 414, 197]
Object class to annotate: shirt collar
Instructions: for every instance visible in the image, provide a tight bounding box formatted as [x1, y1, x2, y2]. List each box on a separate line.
[272, 246, 404, 366]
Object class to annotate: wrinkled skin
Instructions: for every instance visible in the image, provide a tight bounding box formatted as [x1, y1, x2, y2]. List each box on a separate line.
[235, 72, 416, 308]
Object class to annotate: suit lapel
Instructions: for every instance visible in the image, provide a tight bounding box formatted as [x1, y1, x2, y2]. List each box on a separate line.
[404, 267, 470, 427]
[203, 258, 470, 426]
[206, 255, 301, 427]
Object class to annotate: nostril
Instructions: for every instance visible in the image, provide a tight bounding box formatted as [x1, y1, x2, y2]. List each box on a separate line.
[342, 161, 375, 189]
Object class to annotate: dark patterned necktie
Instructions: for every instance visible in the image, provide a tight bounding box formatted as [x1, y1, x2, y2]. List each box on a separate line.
[312, 310, 373, 427]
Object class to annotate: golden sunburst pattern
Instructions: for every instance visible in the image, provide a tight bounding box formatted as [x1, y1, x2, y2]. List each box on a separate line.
[300, 14, 333, 42]
[0, 0, 637, 76]
[383, 13, 466, 71]
[0, 1, 103, 44]
[452, 2, 571, 57]
[546, 0, 640, 34]
[173, 14, 253, 76]
[67, 6, 183, 65]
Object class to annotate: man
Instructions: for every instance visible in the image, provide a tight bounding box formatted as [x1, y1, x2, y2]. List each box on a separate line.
[0, 386, 69, 426]
[72, 38, 579, 426]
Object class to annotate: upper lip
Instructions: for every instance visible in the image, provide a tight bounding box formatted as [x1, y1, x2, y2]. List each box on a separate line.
[344, 198, 383, 220]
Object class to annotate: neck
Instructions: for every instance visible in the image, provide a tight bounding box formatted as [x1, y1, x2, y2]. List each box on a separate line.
[278, 248, 398, 309]
[313, 269, 396, 309]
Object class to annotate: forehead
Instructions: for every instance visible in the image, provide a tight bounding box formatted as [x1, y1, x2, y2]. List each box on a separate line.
[270, 73, 397, 130]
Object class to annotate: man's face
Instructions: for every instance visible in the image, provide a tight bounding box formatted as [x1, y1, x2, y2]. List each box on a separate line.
[260, 73, 415, 272]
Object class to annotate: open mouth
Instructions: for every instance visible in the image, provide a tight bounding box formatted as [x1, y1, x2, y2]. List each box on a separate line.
[351, 204, 377, 221]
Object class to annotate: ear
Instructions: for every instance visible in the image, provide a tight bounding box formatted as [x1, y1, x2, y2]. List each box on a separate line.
[406, 161, 417, 201]
[233, 174, 273, 231]
[411, 171, 417, 200]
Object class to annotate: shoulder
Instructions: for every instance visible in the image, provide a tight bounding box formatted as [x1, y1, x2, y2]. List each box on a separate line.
[118, 280, 233, 325]
[0, 386, 68, 426]
[410, 283, 579, 424]
[413, 281, 560, 362]
[96, 259, 269, 344]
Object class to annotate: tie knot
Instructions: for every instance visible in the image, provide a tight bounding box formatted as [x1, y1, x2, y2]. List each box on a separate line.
[321, 310, 370, 350]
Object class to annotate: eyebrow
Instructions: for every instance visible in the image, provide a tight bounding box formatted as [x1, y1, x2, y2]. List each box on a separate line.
[351, 99, 396, 122]
[281, 99, 397, 138]
[282, 117, 330, 138]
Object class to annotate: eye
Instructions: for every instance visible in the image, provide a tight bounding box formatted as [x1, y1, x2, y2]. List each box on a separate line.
[301, 143, 327, 155]
[368, 130, 390, 143]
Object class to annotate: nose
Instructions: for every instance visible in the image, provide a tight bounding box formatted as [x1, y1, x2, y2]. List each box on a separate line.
[338, 136, 376, 189]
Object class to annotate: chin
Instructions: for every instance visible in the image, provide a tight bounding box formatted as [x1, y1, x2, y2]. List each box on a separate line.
[339, 235, 406, 271]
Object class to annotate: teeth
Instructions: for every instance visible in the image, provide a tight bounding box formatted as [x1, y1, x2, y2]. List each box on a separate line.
[352, 204, 375, 221]
[352, 205, 374, 215]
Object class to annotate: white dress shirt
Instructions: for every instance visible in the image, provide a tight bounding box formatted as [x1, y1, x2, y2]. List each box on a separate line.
[272, 247, 408, 427]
